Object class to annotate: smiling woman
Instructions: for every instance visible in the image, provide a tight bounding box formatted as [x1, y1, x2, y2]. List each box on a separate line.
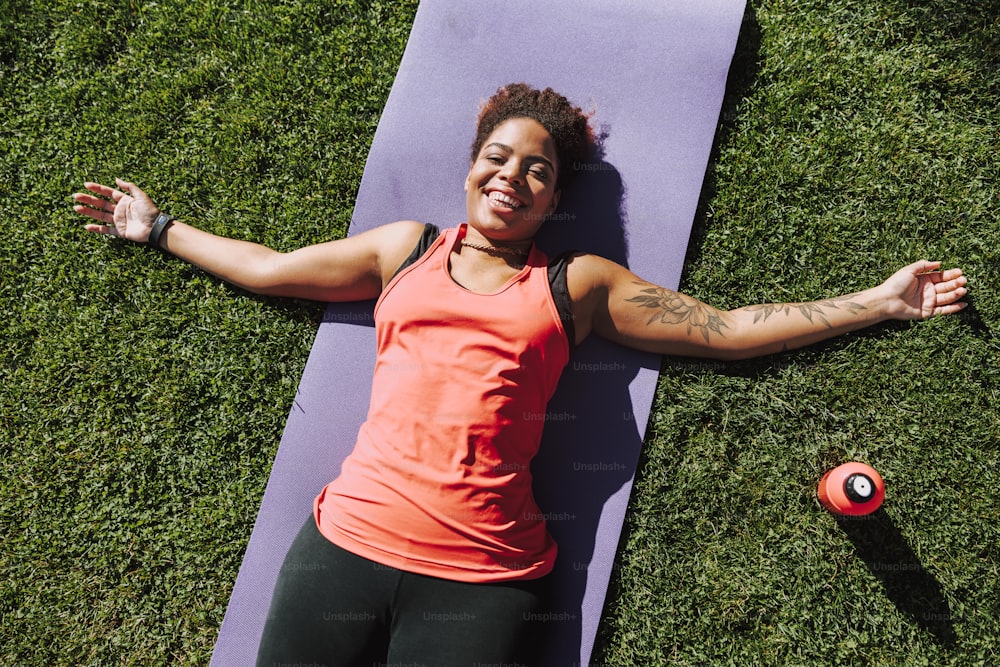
[464, 118, 562, 243]
[470, 83, 596, 192]
[71, 82, 968, 667]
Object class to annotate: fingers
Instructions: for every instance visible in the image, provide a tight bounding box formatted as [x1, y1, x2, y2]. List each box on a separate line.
[74, 185, 121, 214]
[77, 180, 132, 204]
[928, 269, 968, 316]
[73, 203, 112, 225]
[73, 204, 106, 222]
[73, 192, 113, 211]
[934, 301, 968, 316]
[923, 267, 967, 303]
[82, 222, 120, 237]
[81, 181, 118, 198]
[933, 274, 967, 295]
[912, 259, 942, 275]
[72, 191, 115, 225]
[116, 178, 150, 204]
[73, 182, 126, 233]
[75, 205, 118, 234]
[935, 267, 964, 283]
[114, 179, 134, 200]
[936, 279, 967, 300]
[913, 263, 966, 296]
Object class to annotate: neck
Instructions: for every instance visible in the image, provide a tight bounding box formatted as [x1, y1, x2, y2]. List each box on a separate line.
[460, 239, 530, 258]
[462, 226, 533, 253]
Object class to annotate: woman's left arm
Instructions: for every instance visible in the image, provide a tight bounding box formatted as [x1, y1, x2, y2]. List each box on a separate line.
[575, 256, 968, 360]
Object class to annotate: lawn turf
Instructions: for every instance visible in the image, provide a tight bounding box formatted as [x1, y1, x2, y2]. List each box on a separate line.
[2, 1, 998, 664]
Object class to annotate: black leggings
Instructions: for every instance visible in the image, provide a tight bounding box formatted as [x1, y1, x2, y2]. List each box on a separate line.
[256, 517, 552, 667]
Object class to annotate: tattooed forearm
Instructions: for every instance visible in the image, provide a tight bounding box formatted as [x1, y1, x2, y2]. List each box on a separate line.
[744, 295, 867, 329]
[624, 283, 871, 347]
[625, 283, 729, 342]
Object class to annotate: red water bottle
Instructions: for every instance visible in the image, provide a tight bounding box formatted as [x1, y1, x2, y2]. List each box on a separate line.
[818, 462, 885, 516]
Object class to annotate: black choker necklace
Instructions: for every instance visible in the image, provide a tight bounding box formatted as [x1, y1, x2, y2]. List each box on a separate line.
[460, 240, 530, 258]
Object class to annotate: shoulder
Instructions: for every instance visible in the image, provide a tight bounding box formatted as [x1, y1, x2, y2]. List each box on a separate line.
[369, 219, 430, 246]
[563, 252, 634, 297]
[343, 219, 428, 251]
[368, 220, 438, 285]
[561, 252, 639, 344]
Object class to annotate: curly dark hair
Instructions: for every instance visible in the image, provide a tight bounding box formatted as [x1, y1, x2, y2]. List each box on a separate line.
[470, 83, 596, 191]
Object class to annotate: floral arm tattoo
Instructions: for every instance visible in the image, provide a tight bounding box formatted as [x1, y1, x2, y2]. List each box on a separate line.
[625, 283, 729, 343]
[625, 283, 868, 344]
[744, 295, 867, 329]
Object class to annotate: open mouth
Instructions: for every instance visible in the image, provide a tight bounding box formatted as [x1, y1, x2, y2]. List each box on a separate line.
[487, 190, 524, 211]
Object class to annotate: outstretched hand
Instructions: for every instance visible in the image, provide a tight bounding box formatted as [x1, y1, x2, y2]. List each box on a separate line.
[880, 260, 968, 320]
[72, 179, 159, 243]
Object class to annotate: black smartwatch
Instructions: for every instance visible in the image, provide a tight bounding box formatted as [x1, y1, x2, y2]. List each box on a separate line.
[148, 213, 175, 249]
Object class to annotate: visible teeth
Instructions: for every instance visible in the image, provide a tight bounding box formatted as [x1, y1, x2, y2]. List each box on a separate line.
[489, 191, 521, 209]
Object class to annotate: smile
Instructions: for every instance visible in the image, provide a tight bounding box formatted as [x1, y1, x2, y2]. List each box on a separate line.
[487, 190, 524, 210]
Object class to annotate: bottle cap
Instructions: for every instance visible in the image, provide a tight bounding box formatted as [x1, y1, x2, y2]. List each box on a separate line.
[818, 462, 885, 516]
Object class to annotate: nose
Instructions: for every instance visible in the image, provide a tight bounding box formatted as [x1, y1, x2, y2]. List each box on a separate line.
[498, 159, 525, 185]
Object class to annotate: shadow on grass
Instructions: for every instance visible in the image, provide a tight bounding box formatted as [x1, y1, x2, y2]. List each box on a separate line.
[592, 3, 763, 663]
[835, 508, 956, 645]
[952, 294, 995, 341]
[886, 0, 1000, 99]
[679, 1, 762, 292]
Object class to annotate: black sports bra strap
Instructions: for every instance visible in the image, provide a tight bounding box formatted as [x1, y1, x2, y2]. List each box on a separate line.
[389, 223, 442, 280]
[547, 252, 576, 350]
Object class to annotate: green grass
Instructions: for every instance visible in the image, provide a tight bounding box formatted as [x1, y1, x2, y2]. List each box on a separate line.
[2, 1, 998, 665]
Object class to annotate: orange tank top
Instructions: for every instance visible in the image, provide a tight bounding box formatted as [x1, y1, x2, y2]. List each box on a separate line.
[314, 224, 571, 582]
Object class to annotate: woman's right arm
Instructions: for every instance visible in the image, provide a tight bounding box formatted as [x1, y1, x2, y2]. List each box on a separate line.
[73, 179, 426, 302]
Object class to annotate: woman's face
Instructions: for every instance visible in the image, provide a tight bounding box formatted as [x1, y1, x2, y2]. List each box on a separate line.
[464, 117, 561, 243]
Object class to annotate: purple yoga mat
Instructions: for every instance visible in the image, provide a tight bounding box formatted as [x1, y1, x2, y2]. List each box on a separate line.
[211, 1, 746, 665]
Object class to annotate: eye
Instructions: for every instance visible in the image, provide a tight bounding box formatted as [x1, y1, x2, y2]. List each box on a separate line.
[485, 154, 505, 165]
[529, 166, 551, 182]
